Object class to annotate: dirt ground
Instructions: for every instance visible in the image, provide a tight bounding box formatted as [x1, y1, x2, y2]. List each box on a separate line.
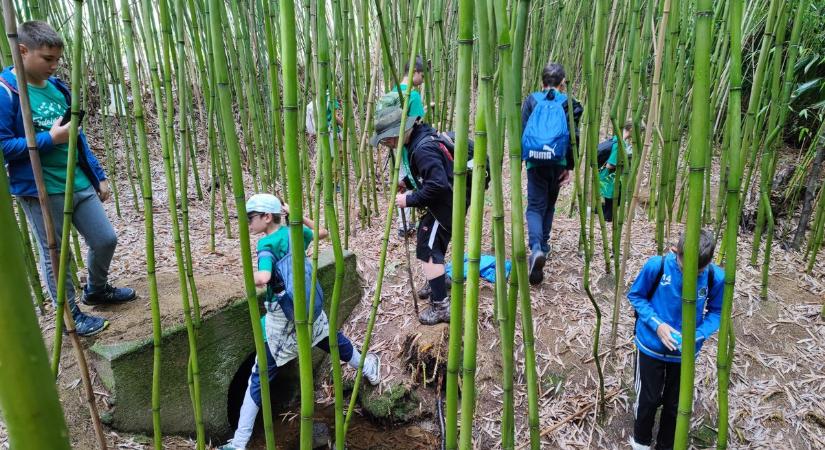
[1, 109, 824, 450]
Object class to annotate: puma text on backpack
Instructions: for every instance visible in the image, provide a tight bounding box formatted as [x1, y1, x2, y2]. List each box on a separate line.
[521, 90, 571, 165]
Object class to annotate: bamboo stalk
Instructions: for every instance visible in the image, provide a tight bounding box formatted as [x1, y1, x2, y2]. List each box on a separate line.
[118, 0, 164, 446]
[444, 0, 473, 446]
[0, 168, 71, 450]
[673, 0, 713, 446]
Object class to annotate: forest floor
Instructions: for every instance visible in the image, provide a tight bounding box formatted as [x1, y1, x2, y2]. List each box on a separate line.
[1, 110, 824, 450]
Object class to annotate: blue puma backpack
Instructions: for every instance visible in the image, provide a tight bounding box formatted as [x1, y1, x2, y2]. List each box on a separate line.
[521, 90, 571, 165]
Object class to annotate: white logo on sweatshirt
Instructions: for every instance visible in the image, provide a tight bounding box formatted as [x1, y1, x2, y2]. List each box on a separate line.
[661, 274, 672, 286]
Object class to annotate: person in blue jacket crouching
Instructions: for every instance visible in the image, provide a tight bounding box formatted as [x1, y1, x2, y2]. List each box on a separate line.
[627, 229, 723, 450]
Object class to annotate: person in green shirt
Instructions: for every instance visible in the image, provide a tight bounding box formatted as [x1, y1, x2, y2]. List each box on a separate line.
[393, 56, 426, 237]
[599, 121, 634, 222]
[1, 21, 135, 338]
[222, 193, 381, 450]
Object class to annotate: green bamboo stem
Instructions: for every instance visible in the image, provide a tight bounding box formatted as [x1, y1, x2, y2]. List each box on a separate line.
[0, 169, 70, 450]
[509, 0, 541, 446]
[313, 0, 346, 446]
[444, 0, 473, 446]
[459, 0, 496, 442]
[715, 2, 743, 446]
[344, 0, 425, 436]
[491, 0, 519, 445]
[175, 0, 205, 444]
[208, 0, 278, 448]
[119, 0, 164, 446]
[673, 0, 713, 446]
[277, 0, 316, 446]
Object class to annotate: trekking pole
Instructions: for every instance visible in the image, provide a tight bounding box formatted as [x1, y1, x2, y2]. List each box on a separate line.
[2, 3, 108, 449]
[400, 208, 419, 315]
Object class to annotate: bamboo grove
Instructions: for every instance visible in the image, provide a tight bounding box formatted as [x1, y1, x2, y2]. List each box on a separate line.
[1, 0, 823, 449]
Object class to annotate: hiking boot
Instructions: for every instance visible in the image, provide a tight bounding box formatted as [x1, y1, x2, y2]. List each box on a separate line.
[397, 226, 416, 238]
[417, 284, 431, 299]
[528, 249, 546, 285]
[362, 352, 382, 386]
[83, 283, 137, 306]
[72, 310, 109, 337]
[419, 298, 450, 325]
[418, 278, 451, 299]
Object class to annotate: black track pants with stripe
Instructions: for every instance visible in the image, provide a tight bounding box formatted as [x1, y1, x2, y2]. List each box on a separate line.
[633, 350, 681, 449]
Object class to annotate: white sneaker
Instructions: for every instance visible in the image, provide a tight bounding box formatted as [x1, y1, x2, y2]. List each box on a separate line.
[629, 438, 651, 450]
[362, 352, 381, 386]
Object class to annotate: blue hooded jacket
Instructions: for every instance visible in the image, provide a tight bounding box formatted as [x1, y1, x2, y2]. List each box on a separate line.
[0, 67, 106, 197]
[627, 252, 724, 363]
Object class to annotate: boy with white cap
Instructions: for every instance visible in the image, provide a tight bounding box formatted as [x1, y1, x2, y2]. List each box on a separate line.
[221, 193, 380, 450]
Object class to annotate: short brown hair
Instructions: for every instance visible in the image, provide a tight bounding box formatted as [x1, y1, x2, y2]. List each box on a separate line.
[676, 229, 716, 270]
[19, 21, 63, 50]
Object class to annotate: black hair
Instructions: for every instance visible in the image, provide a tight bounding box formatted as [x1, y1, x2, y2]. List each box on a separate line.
[676, 229, 716, 270]
[403, 55, 425, 74]
[19, 21, 64, 50]
[623, 120, 634, 132]
[542, 62, 565, 88]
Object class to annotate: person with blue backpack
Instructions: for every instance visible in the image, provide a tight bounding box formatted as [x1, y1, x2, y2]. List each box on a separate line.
[627, 229, 723, 450]
[1, 21, 136, 337]
[221, 193, 381, 450]
[521, 62, 583, 284]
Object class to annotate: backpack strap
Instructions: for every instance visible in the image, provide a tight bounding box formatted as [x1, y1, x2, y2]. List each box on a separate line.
[646, 255, 666, 300]
[708, 264, 715, 292]
[0, 76, 19, 96]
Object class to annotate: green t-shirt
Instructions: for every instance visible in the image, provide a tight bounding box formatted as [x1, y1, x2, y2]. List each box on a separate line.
[257, 225, 315, 338]
[28, 81, 90, 195]
[393, 84, 425, 121]
[256, 225, 315, 272]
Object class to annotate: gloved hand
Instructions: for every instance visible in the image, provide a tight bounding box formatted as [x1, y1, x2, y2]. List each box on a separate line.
[264, 270, 288, 313]
[270, 269, 286, 295]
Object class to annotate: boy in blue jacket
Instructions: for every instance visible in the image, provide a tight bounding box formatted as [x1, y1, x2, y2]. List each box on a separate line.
[1, 21, 135, 336]
[627, 229, 723, 450]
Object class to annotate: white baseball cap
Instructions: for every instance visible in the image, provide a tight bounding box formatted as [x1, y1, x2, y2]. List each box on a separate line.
[245, 193, 282, 214]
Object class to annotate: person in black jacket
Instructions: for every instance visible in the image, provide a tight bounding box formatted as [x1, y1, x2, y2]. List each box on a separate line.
[370, 105, 453, 325]
[521, 62, 583, 285]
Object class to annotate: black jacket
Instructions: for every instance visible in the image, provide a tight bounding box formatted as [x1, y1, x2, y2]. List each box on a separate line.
[521, 89, 584, 170]
[403, 123, 454, 229]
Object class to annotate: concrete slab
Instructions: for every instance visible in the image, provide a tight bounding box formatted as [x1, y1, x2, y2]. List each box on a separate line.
[90, 250, 360, 439]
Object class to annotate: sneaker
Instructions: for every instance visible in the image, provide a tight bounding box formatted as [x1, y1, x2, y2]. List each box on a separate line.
[419, 298, 450, 325]
[83, 283, 137, 305]
[218, 443, 245, 450]
[629, 438, 651, 450]
[362, 352, 381, 386]
[528, 249, 546, 285]
[72, 310, 109, 337]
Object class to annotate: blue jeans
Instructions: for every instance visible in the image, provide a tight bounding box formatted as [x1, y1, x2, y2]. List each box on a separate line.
[526, 166, 565, 253]
[248, 331, 355, 406]
[19, 186, 118, 311]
